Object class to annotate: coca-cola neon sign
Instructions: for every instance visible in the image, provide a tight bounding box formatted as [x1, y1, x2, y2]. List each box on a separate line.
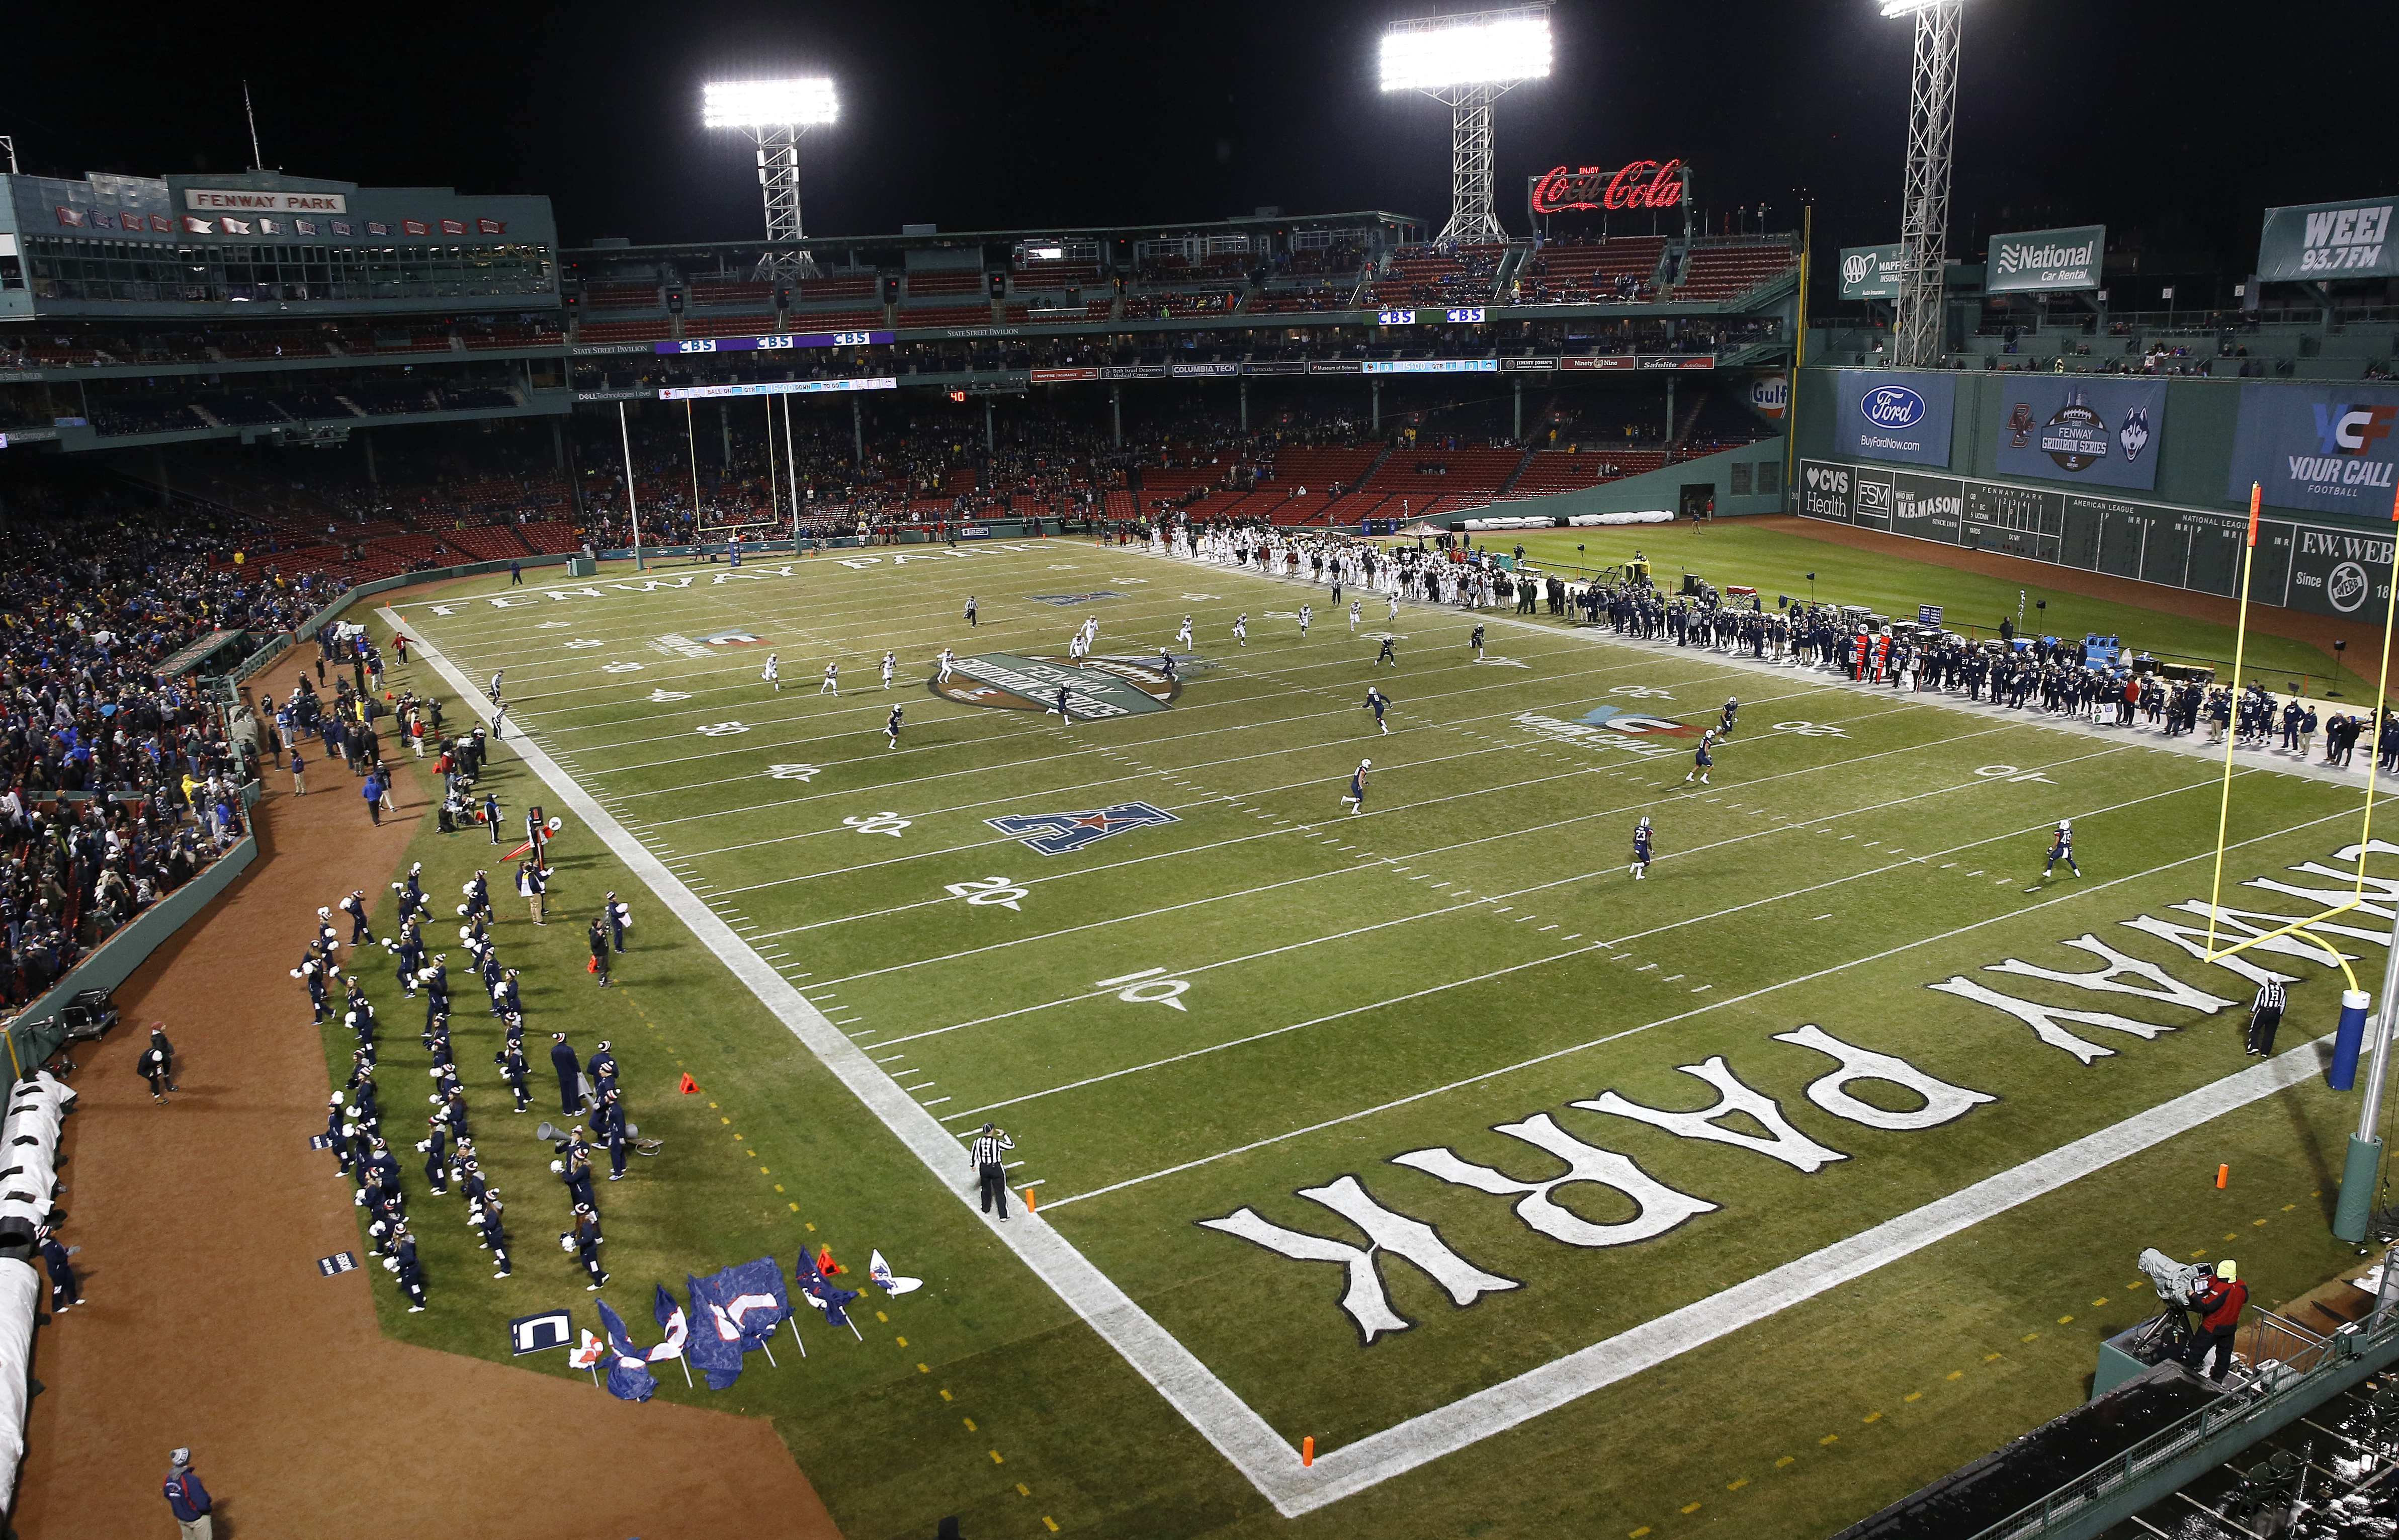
[1530, 159, 1687, 215]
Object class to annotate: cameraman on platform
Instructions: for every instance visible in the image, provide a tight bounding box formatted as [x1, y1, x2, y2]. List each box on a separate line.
[2182, 1260, 2249, 1384]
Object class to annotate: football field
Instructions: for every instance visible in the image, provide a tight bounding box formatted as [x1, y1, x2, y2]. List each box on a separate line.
[379, 534, 2392, 1531]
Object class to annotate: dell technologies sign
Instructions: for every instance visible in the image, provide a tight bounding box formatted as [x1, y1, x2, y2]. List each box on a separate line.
[1834, 370, 1955, 468]
[1985, 225, 2105, 295]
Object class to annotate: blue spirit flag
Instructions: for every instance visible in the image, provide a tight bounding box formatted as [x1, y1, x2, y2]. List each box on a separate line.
[685, 1273, 748, 1391]
[647, 1284, 689, 1364]
[707, 1257, 792, 1349]
[796, 1248, 861, 1329]
[592, 1299, 658, 1403]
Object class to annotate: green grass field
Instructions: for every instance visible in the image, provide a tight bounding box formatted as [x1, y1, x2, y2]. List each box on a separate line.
[324, 526, 2398, 1540]
[1508, 518, 2378, 698]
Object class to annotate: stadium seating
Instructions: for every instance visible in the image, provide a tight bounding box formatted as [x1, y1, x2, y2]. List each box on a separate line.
[1674, 240, 1798, 301]
[520, 521, 585, 554]
[1247, 285, 1358, 314]
[1009, 301, 1116, 322]
[682, 313, 778, 339]
[1514, 237, 1668, 304]
[1364, 244, 1505, 307]
[895, 305, 998, 330]
[787, 309, 889, 332]
[1010, 266, 1103, 293]
[583, 282, 661, 310]
[687, 281, 774, 308]
[575, 319, 673, 344]
[904, 272, 987, 298]
[1364, 446, 1521, 493]
[793, 274, 880, 303]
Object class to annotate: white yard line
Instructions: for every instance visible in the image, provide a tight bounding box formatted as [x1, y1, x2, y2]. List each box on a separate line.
[1043, 802, 2360, 1211]
[1286, 1039, 2338, 1512]
[941, 756, 2236, 1121]
[386, 603, 1306, 1510]
[380, 550, 2385, 1519]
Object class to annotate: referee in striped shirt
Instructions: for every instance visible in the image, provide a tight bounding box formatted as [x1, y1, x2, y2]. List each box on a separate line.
[2246, 981, 2288, 1056]
[970, 1124, 1015, 1219]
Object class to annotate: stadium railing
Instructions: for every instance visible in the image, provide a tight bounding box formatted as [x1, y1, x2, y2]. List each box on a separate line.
[1961, 1260, 2399, 1540]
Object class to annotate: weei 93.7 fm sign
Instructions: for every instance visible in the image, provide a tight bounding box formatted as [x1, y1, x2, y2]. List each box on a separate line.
[2257, 196, 2398, 282]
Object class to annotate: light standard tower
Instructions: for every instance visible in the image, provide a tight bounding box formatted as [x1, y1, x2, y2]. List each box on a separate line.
[1379, 6, 1553, 246]
[703, 77, 838, 282]
[1881, 0, 1962, 367]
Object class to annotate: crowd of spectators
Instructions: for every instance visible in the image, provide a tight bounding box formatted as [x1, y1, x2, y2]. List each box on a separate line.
[0, 471, 325, 1018]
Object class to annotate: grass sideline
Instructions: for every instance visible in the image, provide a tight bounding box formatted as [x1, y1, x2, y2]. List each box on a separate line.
[1499, 519, 2377, 699]
[317, 528, 2395, 1539]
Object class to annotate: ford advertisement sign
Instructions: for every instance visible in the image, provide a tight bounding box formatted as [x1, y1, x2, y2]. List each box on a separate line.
[1835, 369, 1955, 467]
[1862, 385, 1927, 429]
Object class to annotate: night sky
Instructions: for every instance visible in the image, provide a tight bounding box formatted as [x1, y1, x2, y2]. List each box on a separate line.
[11, 1, 2388, 298]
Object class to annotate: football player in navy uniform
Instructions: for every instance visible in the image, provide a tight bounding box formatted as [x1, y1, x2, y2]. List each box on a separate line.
[1365, 687, 1390, 735]
[1720, 696, 1740, 737]
[885, 704, 904, 750]
[1470, 624, 1487, 660]
[1376, 635, 1399, 667]
[1683, 730, 1715, 787]
[2044, 819, 2081, 879]
[1632, 815, 1655, 880]
[1340, 758, 1372, 816]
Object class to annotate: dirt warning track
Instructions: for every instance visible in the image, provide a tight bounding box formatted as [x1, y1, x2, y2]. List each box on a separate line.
[11, 642, 838, 1540]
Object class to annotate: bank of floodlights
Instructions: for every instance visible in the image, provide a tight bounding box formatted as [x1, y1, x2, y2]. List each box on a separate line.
[1379, 6, 1552, 246]
[1880, 0, 1962, 366]
[702, 77, 837, 280]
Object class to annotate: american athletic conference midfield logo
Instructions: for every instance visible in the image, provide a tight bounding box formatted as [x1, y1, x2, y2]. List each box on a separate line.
[986, 801, 1181, 855]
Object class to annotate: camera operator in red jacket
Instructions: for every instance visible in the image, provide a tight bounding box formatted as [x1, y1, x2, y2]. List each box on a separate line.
[2183, 1259, 2249, 1384]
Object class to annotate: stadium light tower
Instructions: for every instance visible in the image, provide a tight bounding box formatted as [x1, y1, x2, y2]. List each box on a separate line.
[703, 77, 838, 281]
[1882, 0, 1962, 367]
[1380, 6, 1553, 246]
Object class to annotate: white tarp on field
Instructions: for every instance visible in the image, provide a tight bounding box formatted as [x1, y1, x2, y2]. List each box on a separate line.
[1566, 510, 1674, 527]
[0, 1258, 39, 1508]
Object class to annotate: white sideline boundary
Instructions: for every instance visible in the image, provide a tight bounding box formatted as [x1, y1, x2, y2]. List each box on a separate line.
[382, 607, 1297, 1499]
[383, 566, 2361, 1517]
